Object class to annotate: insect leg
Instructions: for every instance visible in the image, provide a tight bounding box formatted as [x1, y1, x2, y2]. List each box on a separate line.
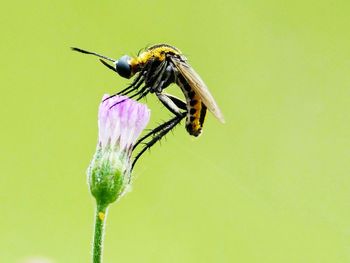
[117, 72, 145, 95]
[136, 93, 186, 145]
[109, 85, 151, 108]
[160, 93, 187, 110]
[151, 63, 176, 93]
[131, 94, 187, 170]
[109, 60, 161, 107]
[120, 60, 155, 95]
[131, 112, 186, 170]
[156, 92, 186, 116]
[131, 60, 171, 103]
[146, 62, 167, 89]
[127, 86, 151, 102]
[133, 115, 180, 150]
[118, 75, 145, 97]
[103, 76, 145, 102]
[104, 64, 152, 102]
[126, 61, 168, 103]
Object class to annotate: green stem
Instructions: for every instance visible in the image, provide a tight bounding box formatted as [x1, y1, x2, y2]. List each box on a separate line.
[92, 203, 108, 263]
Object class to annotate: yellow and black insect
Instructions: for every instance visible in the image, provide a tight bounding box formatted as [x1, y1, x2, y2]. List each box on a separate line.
[72, 44, 224, 166]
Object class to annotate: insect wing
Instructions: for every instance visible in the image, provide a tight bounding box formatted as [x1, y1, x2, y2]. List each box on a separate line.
[171, 57, 225, 123]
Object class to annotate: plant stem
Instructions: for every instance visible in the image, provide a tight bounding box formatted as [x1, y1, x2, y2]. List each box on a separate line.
[92, 203, 108, 263]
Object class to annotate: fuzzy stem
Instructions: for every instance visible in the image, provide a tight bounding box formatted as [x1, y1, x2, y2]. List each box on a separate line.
[92, 203, 108, 263]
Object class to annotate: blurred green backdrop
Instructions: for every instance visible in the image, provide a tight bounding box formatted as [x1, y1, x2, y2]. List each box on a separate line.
[1, 0, 350, 262]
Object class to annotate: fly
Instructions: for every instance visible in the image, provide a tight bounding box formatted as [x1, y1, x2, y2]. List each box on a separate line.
[72, 44, 224, 168]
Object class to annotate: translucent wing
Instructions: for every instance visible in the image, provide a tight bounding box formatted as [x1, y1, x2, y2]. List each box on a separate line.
[171, 56, 225, 123]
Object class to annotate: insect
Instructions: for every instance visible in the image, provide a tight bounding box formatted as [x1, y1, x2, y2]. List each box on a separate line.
[72, 44, 224, 167]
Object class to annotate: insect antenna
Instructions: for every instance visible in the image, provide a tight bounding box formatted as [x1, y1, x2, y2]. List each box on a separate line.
[71, 47, 116, 62]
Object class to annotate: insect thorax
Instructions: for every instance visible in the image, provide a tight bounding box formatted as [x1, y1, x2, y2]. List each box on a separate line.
[137, 44, 181, 65]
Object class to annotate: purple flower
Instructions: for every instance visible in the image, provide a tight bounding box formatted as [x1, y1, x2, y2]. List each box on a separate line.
[88, 94, 150, 205]
[98, 94, 150, 154]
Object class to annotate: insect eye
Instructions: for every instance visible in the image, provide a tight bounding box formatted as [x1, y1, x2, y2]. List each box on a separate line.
[116, 55, 132, 78]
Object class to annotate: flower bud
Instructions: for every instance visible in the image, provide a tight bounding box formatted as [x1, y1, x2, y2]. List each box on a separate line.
[87, 95, 150, 207]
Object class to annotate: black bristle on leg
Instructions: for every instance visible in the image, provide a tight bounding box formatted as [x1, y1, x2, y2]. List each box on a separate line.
[133, 115, 180, 150]
[131, 112, 186, 171]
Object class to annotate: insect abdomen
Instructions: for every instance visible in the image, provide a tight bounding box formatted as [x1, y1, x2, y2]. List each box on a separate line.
[177, 76, 207, 137]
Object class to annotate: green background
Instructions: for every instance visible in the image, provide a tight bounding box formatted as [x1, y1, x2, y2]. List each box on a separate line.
[1, 0, 349, 262]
